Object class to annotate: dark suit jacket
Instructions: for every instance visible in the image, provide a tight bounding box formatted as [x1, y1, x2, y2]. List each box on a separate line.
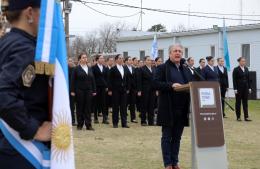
[201, 65, 219, 81]
[216, 66, 229, 89]
[71, 65, 96, 93]
[153, 59, 192, 127]
[137, 66, 155, 92]
[193, 66, 203, 81]
[108, 65, 129, 91]
[92, 64, 108, 88]
[124, 65, 136, 91]
[232, 66, 251, 90]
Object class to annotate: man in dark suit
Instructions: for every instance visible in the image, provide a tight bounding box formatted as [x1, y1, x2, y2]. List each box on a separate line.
[216, 58, 229, 117]
[71, 53, 96, 130]
[137, 56, 156, 126]
[133, 57, 142, 113]
[92, 54, 109, 124]
[124, 57, 138, 123]
[232, 57, 252, 121]
[201, 56, 219, 81]
[154, 44, 192, 169]
[68, 58, 76, 126]
[194, 58, 206, 81]
[106, 57, 114, 114]
[108, 54, 130, 128]
[186, 57, 196, 80]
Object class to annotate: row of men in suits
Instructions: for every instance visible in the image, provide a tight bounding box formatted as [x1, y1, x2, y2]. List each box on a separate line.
[68, 53, 164, 130]
[185, 56, 252, 121]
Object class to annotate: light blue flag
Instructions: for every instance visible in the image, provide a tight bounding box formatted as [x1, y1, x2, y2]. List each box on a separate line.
[223, 19, 231, 71]
[35, 0, 75, 168]
[151, 34, 158, 60]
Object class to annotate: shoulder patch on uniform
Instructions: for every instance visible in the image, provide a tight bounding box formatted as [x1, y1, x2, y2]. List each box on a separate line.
[22, 65, 36, 87]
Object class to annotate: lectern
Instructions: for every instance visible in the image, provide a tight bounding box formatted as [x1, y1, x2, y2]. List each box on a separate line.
[175, 81, 228, 169]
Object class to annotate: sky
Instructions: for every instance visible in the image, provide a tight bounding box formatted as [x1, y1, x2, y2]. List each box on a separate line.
[69, 0, 260, 36]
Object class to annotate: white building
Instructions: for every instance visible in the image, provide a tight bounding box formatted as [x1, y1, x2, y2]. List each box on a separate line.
[116, 24, 260, 99]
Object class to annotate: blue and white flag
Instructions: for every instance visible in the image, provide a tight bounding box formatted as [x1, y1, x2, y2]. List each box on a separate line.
[36, 0, 75, 169]
[151, 34, 158, 60]
[0, 119, 50, 169]
[223, 19, 231, 71]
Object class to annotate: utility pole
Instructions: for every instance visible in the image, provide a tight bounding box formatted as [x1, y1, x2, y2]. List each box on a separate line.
[188, 4, 191, 31]
[140, 0, 143, 31]
[64, 0, 71, 57]
[239, 0, 243, 25]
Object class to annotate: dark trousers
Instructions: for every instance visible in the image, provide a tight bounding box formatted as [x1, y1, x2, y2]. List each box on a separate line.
[235, 87, 249, 119]
[112, 89, 127, 126]
[161, 123, 185, 167]
[70, 94, 76, 124]
[0, 152, 35, 169]
[127, 89, 136, 121]
[141, 89, 156, 125]
[76, 89, 93, 128]
[220, 87, 227, 116]
[94, 86, 108, 122]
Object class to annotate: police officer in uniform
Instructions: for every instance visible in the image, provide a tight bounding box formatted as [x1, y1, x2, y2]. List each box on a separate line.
[0, 0, 52, 168]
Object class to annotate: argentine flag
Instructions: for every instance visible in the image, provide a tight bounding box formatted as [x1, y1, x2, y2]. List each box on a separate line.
[35, 0, 75, 169]
[151, 34, 158, 60]
[223, 19, 231, 71]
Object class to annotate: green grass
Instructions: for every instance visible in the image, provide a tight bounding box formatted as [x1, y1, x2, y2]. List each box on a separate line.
[73, 100, 260, 169]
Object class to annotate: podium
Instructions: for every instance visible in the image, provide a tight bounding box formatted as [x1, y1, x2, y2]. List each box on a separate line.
[175, 82, 228, 169]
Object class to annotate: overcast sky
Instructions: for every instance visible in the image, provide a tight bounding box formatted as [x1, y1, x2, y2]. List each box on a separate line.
[69, 0, 260, 36]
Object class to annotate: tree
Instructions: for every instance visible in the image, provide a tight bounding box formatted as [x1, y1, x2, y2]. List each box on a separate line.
[69, 22, 130, 59]
[147, 24, 167, 32]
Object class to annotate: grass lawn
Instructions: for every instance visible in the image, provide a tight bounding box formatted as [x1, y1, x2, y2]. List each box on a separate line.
[73, 100, 260, 169]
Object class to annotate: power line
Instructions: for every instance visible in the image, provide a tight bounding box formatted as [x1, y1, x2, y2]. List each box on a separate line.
[72, 0, 260, 17]
[92, 0, 260, 21]
[74, 0, 140, 18]
[73, 0, 140, 18]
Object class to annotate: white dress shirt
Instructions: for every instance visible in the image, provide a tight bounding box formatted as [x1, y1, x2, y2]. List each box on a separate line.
[218, 65, 224, 73]
[146, 65, 152, 73]
[116, 64, 124, 78]
[240, 66, 245, 72]
[208, 65, 215, 72]
[81, 64, 88, 74]
[97, 63, 103, 72]
[127, 65, 133, 74]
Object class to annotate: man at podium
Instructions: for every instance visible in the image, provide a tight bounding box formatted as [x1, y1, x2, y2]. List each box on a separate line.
[154, 44, 192, 169]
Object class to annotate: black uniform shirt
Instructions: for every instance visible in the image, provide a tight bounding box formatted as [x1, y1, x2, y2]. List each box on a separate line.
[0, 28, 49, 153]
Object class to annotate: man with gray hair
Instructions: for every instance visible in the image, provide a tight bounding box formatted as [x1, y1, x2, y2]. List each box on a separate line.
[154, 44, 192, 169]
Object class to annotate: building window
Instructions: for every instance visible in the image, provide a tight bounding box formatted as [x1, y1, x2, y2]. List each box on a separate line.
[184, 48, 189, 58]
[158, 49, 164, 61]
[123, 51, 128, 58]
[242, 44, 250, 67]
[140, 50, 145, 60]
[211, 46, 215, 57]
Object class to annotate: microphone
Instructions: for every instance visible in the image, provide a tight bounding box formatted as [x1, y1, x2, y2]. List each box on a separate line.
[180, 58, 187, 66]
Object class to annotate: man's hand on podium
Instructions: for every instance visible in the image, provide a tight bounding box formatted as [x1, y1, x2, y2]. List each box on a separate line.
[172, 83, 182, 89]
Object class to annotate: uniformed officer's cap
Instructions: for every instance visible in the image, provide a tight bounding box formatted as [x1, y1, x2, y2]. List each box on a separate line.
[8, 0, 41, 11]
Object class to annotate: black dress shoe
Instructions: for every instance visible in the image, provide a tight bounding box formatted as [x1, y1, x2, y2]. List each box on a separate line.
[86, 126, 95, 131]
[245, 118, 252, 122]
[77, 126, 83, 130]
[113, 124, 118, 128]
[141, 123, 147, 126]
[237, 118, 242, 121]
[122, 125, 130, 128]
[131, 119, 138, 123]
[102, 120, 110, 124]
[94, 119, 99, 124]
